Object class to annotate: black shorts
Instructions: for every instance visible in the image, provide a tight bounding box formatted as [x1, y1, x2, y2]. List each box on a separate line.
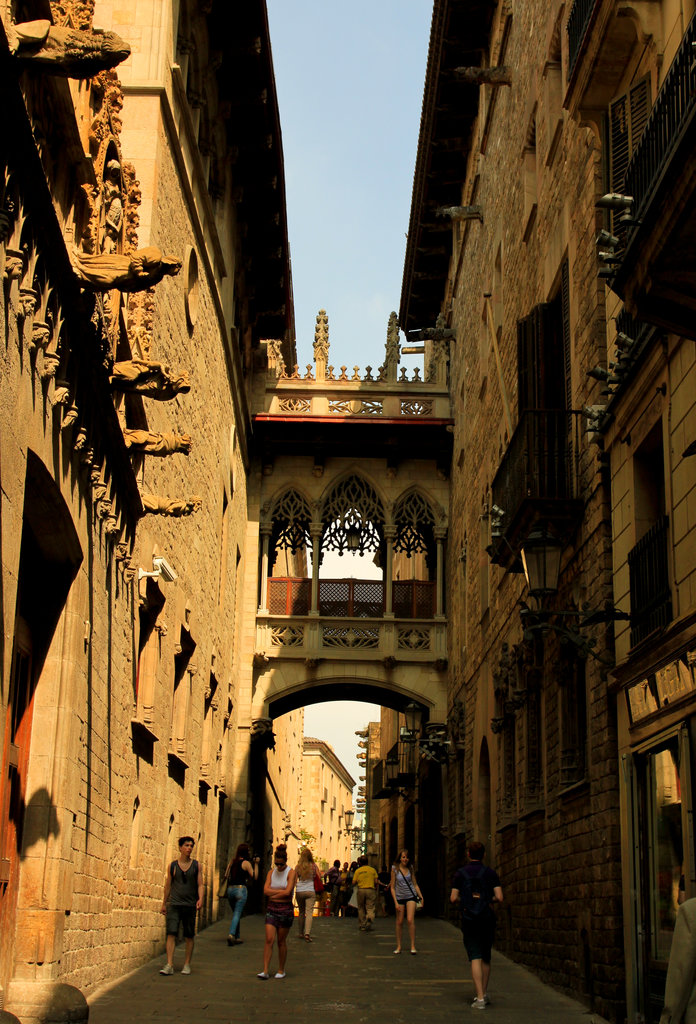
[166, 905, 197, 939]
[461, 913, 496, 962]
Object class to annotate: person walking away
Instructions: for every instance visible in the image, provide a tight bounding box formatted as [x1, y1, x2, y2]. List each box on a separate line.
[325, 859, 341, 916]
[352, 854, 379, 931]
[258, 843, 296, 979]
[160, 835, 204, 975]
[338, 862, 351, 917]
[295, 847, 321, 941]
[223, 842, 259, 946]
[450, 840, 503, 1010]
[390, 849, 423, 954]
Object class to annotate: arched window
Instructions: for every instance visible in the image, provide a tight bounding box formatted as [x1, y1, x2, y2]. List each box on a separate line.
[269, 488, 312, 555]
[321, 474, 384, 555]
[393, 489, 436, 558]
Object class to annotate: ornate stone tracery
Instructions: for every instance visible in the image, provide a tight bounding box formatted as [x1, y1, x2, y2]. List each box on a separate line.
[321, 474, 385, 555]
[268, 489, 312, 554]
[393, 490, 436, 556]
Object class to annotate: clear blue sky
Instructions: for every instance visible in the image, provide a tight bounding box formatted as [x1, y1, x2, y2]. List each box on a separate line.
[266, 0, 432, 372]
[266, 1, 432, 790]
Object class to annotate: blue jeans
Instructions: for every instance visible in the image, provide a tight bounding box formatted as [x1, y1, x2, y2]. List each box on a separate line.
[227, 884, 248, 938]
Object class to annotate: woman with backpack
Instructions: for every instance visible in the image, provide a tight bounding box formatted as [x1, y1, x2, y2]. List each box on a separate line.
[390, 849, 424, 954]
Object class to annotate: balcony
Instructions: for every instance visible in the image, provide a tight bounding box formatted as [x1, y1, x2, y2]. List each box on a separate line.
[628, 516, 672, 648]
[372, 759, 393, 799]
[266, 578, 436, 619]
[614, 12, 696, 337]
[256, 615, 447, 663]
[488, 410, 584, 570]
[567, 0, 598, 79]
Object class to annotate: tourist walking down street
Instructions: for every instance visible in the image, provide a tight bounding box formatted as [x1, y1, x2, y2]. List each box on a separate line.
[450, 840, 503, 1010]
[223, 843, 259, 946]
[390, 849, 423, 954]
[159, 836, 204, 976]
[258, 843, 296, 980]
[295, 847, 322, 941]
[338, 862, 352, 917]
[352, 854, 379, 931]
[325, 859, 342, 916]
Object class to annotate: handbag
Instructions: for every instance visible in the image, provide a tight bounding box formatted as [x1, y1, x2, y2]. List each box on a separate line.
[399, 868, 423, 910]
[348, 888, 359, 909]
[313, 867, 324, 894]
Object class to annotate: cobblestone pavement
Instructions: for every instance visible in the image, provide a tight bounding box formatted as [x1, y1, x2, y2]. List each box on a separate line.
[89, 913, 610, 1023]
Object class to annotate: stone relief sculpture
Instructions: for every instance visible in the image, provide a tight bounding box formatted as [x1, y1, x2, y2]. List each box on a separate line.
[110, 360, 191, 400]
[100, 158, 123, 253]
[123, 430, 192, 456]
[71, 246, 181, 292]
[266, 338, 285, 379]
[141, 495, 202, 517]
[7, 21, 131, 77]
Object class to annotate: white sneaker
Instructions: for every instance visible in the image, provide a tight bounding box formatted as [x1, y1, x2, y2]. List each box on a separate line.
[181, 964, 191, 975]
[472, 997, 486, 1009]
[159, 964, 173, 975]
[257, 972, 269, 980]
[274, 971, 286, 979]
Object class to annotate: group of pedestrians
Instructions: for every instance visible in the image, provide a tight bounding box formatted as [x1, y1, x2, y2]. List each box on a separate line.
[159, 835, 505, 1010]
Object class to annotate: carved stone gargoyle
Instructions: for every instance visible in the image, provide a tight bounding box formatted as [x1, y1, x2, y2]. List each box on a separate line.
[123, 430, 192, 456]
[110, 360, 190, 400]
[71, 246, 181, 292]
[140, 494, 202, 517]
[8, 21, 131, 78]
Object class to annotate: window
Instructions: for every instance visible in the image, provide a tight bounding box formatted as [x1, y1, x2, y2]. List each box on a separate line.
[517, 259, 571, 415]
[608, 76, 651, 243]
[522, 113, 538, 241]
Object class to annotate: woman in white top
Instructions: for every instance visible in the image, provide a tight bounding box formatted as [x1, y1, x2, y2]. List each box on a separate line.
[390, 849, 424, 954]
[258, 843, 296, 980]
[295, 847, 321, 941]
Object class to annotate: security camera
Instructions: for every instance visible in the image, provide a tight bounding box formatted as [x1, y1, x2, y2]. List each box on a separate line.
[153, 555, 178, 583]
[596, 193, 634, 211]
[490, 504, 505, 518]
[596, 229, 620, 249]
[598, 251, 622, 264]
[615, 331, 636, 351]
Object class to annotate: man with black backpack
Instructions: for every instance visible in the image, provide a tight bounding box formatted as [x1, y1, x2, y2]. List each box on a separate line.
[450, 840, 503, 1010]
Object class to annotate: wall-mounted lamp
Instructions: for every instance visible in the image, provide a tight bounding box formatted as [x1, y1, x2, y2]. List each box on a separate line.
[344, 809, 355, 829]
[520, 529, 562, 597]
[346, 524, 361, 552]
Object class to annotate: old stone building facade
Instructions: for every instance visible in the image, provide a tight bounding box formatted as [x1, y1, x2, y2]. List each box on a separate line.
[393, 0, 696, 1022]
[0, 1, 294, 1020]
[300, 738, 354, 869]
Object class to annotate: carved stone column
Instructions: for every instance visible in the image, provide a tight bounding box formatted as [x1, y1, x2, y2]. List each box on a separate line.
[309, 522, 323, 616]
[384, 524, 395, 618]
[258, 525, 272, 614]
[435, 527, 446, 618]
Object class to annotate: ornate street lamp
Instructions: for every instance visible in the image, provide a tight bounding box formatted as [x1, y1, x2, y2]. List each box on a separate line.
[346, 523, 361, 551]
[520, 528, 562, 597]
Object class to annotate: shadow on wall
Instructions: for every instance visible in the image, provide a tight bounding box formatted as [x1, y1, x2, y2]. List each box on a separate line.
[19, 787, 60, 858]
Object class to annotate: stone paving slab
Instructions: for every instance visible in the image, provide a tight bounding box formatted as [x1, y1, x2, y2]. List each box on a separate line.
[88, 914, 610, 1023]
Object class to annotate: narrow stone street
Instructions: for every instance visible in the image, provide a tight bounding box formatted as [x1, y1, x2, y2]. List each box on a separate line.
[88, 914, 609, 1023]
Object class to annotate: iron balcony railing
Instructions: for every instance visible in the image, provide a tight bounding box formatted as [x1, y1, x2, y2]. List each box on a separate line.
[491, 409, 583, 533]
[628, 515, 672, 648]
[567, 0, 599, 78]
[624, 11, 696, 222]
[266, 577, 435, 619]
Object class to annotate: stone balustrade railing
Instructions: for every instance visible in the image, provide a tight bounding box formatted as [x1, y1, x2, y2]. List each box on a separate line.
[256, 615, 447, 661]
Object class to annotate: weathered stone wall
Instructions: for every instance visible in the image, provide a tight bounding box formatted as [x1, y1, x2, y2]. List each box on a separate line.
[443, 0, 623, 1017]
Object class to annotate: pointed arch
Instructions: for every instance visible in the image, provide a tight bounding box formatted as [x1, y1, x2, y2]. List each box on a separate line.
[320, 472, 385, 555]
[267, 486, 313, 555]
[392, 487, 441, 557]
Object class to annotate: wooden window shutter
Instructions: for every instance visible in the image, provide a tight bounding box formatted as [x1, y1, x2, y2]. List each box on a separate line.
[517, 313, 536, 416]
[561, 259, 572, 412]
[608, 75, 651, 238]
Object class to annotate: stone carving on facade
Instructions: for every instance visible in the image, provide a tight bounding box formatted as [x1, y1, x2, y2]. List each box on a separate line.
[7, 21, 131, 78]
[100, 158, 123, 254]
[426, 313, 450, 384]
[71, 246, 181, 292]
[313, 308, 329, 380]
[385, 311, 400, 382]
[266, 338, 285, 379]
[449, 698, 465, 751]
[110, 360, 191, 400]
[123, 430, 192, 456]
[250, 717, 276, 750]
[140, 494, 202, 517]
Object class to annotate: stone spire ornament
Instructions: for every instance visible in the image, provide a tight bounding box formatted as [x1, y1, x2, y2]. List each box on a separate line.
[313, 309, 329, 382]
[385, 311, 400, 383]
